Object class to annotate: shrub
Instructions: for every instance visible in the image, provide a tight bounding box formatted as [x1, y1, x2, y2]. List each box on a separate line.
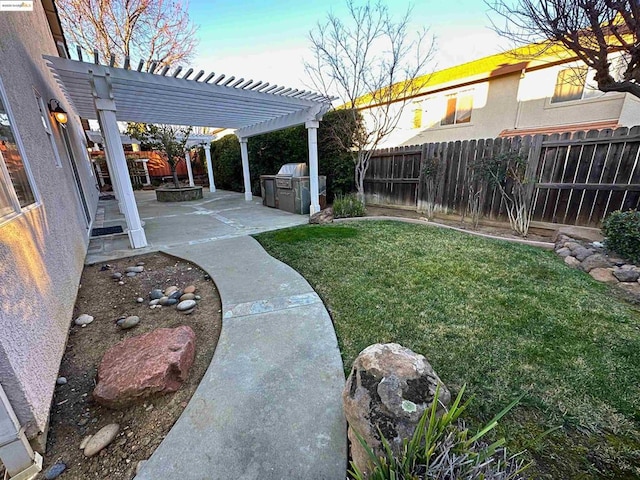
[602, 209, 640, 263]
[350, 386, 528, 480]
[333, 194, 365, 218]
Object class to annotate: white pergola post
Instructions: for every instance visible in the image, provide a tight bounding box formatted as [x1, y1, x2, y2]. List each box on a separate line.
[204, 146, 216, 192]
[239, 137, 252, 201]
[91, 71, 147, 248]
[96, 115, 123, 213]
[306, 120, 321, 215]
[184, 149, 195, 187]
[0, 384, 42, 479]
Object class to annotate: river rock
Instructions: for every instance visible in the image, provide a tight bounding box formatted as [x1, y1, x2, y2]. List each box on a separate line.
[84, 424, 119, 457]
[176, 300, 196, 311]
[180, 293, 196, 301]
[74, 314, 94, 326]
[43, 462, 66, 479]
[564, 256, 581, 268]
[580, 253, 613, 272]
[112, 272, 122, 280]
[126, 272, 137, 277]
[613, 266, 640, 282]
[56, 377, 67, 385]
[164, 286, 179, 296]
[93, 326, 196, 408]
[125, 266, 144, 273]
[572, 246, 595, 261]
[149, 289, 163, 300]
[183, 285, 196, 294]
[120, 316, 140, 330]
[343, 343, 451, 476]
[136, 297, 144, 303]
[168, 290, 183, 300]
[79, 434, 93, 449]
[589, 268, 619, 284]
[149, 299, 161, 306]
[159, 297, 178, 306]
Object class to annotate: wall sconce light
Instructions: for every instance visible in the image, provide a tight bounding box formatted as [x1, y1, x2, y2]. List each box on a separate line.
[48, 99, 68, 124]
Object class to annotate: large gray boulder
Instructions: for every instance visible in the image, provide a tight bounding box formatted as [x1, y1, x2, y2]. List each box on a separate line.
[342, 343, 450, 476]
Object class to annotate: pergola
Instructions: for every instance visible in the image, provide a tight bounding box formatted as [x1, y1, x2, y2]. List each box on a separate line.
[44, 53, 333, 249]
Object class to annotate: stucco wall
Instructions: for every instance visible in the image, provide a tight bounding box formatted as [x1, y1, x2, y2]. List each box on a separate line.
[618, 94, 640, 129]
[515, 64, 626, 129]
[376, 74, 522, 147]
[0, 3, 98, 442]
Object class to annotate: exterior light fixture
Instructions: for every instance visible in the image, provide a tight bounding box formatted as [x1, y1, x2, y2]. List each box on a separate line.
[48, 99, 68, 124]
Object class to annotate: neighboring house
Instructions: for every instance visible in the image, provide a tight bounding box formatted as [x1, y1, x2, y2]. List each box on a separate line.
[0, 0, 98, 473]
[360, 44, 640, 147]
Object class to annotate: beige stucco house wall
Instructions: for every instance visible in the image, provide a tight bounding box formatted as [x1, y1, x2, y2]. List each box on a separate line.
[360, 49, 640, 148]
[0, 0, 98, 446]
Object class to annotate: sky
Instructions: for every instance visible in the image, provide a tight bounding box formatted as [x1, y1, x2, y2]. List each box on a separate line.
[188, 0, 513, 95]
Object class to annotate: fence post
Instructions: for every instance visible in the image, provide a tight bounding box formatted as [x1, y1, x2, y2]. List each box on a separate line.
[524, 134, 543, 213]
[416, 143, 427, 212]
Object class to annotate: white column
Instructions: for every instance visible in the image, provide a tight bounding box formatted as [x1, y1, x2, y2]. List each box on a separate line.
[96, 115, 122, 212]
[204, 146, 215, 192]
[140, 159, 151, 185]
[185, 149, 195, 187]
[95, 103, 147, 248]
[306, 120, 321, 214]
[0, 384, 42, 479]
[239, 137, 252, 201]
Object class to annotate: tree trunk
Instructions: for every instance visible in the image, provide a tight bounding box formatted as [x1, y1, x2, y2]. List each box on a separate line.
[172, 167, 180, 189]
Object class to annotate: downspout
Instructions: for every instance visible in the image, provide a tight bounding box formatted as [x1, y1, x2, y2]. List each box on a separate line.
[0, 384, 42, 480]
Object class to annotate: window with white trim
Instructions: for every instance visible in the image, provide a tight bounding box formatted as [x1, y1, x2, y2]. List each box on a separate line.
[35, 91, 62, 167]
[0, 77, 38, 221]
[441, 91, 473, 126]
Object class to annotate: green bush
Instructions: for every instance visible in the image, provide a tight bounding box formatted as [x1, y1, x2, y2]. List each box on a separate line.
[350, 386, 528, 480]
[333, 194, 365, 218]
[602, 209, 640, 263]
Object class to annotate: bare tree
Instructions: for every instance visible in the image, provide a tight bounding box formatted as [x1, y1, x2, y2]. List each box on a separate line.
[306, 1, 434, 204]
[488, 0, 640, 99]
[57, 0, 198, 69]
[126, 123, 192, 188]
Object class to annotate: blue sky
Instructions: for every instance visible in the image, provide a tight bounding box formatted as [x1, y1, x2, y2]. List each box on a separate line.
[188, 0, 511, 93]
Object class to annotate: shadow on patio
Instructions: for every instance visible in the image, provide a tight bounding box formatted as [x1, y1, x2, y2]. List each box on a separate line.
[86, 189, 308, 264]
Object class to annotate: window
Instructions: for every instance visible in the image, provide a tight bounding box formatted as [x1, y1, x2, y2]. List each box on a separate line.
[0, 77, 37, 221]
[441, 91, 473, 126]
[551, 66, 604, 103]
[35, 92, 62, 167]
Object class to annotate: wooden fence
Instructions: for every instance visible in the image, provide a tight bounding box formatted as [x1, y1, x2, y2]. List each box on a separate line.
[364, 126, 640, 228]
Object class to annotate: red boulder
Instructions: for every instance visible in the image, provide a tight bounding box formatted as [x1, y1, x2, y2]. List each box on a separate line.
[93, 326, 196, 409]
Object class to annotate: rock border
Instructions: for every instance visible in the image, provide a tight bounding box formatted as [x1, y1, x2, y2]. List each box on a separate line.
[553, 233, 640, 301]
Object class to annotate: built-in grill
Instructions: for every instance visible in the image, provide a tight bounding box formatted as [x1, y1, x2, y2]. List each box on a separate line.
[260, 163, 326, 214]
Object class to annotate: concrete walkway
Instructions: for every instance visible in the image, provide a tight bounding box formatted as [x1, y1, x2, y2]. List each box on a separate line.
[135, 237, 347, 479]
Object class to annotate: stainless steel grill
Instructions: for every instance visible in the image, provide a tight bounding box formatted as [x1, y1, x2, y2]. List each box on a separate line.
[260, 163, 326, 214]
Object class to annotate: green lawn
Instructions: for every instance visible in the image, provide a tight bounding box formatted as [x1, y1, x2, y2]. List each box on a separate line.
[255, 220, 640, 479]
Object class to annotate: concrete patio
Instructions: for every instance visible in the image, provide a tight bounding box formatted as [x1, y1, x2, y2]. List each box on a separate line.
[86, 189, 309, 264]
